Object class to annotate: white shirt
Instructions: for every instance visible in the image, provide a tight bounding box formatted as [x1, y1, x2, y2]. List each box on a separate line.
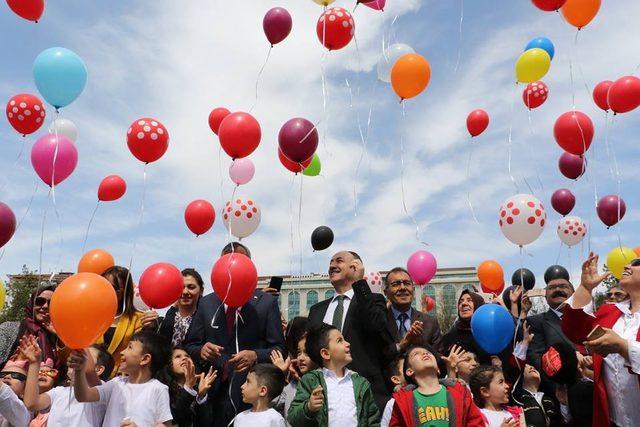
[96, 377, 172, 427]
[233, 408, 285, 426]
[481, 408, 512, 427]
[0, 383, 30, 427]
[47, 385, 106, 427]
[322, 368, 357, 427]
[381, 397, 394, 427]
[322, 289, 354, 330]
[523, 388, 544, 406]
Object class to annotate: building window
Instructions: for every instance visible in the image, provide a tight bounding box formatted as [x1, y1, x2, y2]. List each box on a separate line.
[325, 289, 335, 300]
[288, 291, 300, 320]
[307, 290, 318, 311]
[443, 284, 457, 317]
[423, 285, 436, 316]
[462, 283, 475, 293]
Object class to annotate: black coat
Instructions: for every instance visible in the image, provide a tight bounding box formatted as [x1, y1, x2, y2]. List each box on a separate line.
[526, 310, 575, 375]
[514, 388, 559, 427]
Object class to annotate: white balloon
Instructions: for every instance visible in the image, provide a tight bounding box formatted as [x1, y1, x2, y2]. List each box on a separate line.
[49, 118, 78, 142]
[557, 216, 587, 247]
[366, 271, 383, 294]
[498, 194, 547, 247]
[377, 43, 415, 83]
[222, 196, 261, 239]
[133, 284, 150, 311]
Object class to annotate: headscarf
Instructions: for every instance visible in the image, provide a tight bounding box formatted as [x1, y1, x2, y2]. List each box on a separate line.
[17, 285, 58, 367]
[454, 289, 485, 331]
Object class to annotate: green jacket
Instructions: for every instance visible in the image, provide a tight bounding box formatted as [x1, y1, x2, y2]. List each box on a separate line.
[287, 369, 381, 427]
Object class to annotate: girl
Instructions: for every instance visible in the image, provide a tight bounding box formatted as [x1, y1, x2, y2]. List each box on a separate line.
[469, 366, 525, 427]
[28, 358, 59, 427]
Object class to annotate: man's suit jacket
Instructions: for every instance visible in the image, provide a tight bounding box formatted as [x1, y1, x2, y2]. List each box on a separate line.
[385, 306, 442, 353]
[526, 309, 575, 374]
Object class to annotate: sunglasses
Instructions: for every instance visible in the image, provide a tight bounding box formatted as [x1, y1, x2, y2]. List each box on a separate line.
[630, 259, 640, 267]
[39, 369, 58, 379]
[34, 296, 51, 307]
[0, 371, 27, 382]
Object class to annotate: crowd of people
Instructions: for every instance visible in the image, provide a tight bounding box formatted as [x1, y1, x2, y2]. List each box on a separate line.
[0, 243, 638, 427]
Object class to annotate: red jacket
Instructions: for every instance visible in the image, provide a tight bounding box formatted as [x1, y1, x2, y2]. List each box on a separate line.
[562, 302, 640, 427]
[389, 381, 485, 427]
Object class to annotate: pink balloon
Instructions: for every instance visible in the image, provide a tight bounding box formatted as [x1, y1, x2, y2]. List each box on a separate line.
[550, 188, 575, 216]
[263, 7, 292, 46]
[361, 0, 386, 11]
[406, 250, 437, 285]
[0, 202, 16, 249]
[229, 158, 255, 186]
[31, 134, 78, 187]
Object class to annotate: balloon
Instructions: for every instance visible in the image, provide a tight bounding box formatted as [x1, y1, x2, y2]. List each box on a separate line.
[466, 109, 490, 137]
[377, 43, 415, 83]
[311, 226, 334, 251]
[33, 47, 87, 109]
[525, 37, 555, 60]
[279, 148, 312, 173]
[98, 175, 127, 202]
[597, 195, 626, 228]
[278, 118, 319, 163]
[316, 7, 354, 51]
[78, 249, 115, 275]
[31, 134, 78, 187]
[551, 188, 576, 216]
[499, 194, 547, 247]
[531, 0, 566, 11]
[511, 268, 535, 291]
[50, 273, 117, 349]
[229, 158, 255, 185]
[222, 196, 261, 239]
[558, 152, 586, 180]
[481, 282, 504, 296]
[606, 246, 637, 280]
[208, 107, 230, 135]
[0, 202, 16, 249]
[218, 112, 261, 159]
[312, 0, 335, 5]
[133, 283, 149, 311]
[607, 76, 640, 114]
[184, 200, 215, 236]
[553, 111, 594, 155]
[365, 271, 383, 294]
[557, 216, 587, 247]
[423, 296, 435, 312]
[515, 48, 551, 83]
[561, 0, 601, 29]
[6, 0, 44, 21]
[477, 260, 504, 292]
[634, 247, 640, 258]
[522, 81, 549, 109]
[471, 304, 515, 354]
[263, 7, 292, 46]
[592, 80, 613, 111]
[139, 263, 184, 309]
[0, 280, 5, 311]
[303, 154, 322, 177]
[211, 253, 258, 308]
[391, 53, 431, 100]
[6, 94, 45, 135]
[407, 250, 437, 285]
[49, 118, 77, 142]
[544, 265, 570, 283]
[126, 118, 169, 163]
[361, 0, 386, 11]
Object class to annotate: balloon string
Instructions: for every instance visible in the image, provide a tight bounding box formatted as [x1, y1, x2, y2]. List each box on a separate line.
[507, 83, 519, 193]
[453, 0, 464, 74]
[124, 164, 148, 318]
[608, 115, 623, 248]
[568, 30, 577, 110]
[288, 173, 296, 279]
[49, 111, 63, 284]
[298, 172, 304, 287]
[389, 14, 399, 45]
[39, 190, 51, 275]
[573, 30, 591, 99]
[0, 136, 29, 193]
[0, 178, 39, 263]
[319, 50, 332, 157]
[603, 111, 615, 179]
[249, 46, 272, 113]
[526, 107, 544, 191]
[354, 83, 376, 217]
[218, 146, 226, 203]
[81, 201, 100, 254]
[555, 239, 563, 265]
[465, 141, 479, 224]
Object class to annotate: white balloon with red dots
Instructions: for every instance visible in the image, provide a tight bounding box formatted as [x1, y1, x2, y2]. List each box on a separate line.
[556, 216, 587, 247]
[366, 271, 383, 294]
[222, 196, 261, 239]
[498, 194, 547, 247]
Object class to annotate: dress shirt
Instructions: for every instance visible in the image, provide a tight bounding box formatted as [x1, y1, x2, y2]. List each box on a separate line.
[523, 388, 545, 405]
[323, 289, 354, 331]
[550, 306, 563, 319]
[391, 306, 412, 337]
[322, 368, 357, 427]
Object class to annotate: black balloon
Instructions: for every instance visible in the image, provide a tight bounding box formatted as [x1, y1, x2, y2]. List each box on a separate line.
[511, 268, 535, 291]
[311, 226, 334, 251]
[502, 285, 522, 313]
[544, 265, 570, 284]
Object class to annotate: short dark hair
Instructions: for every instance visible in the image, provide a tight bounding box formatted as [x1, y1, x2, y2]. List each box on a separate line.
[250, 363, 285, 401]
[131, 331, 170, 376]
[384, 354, 405, 390]
[285, 317, 309, 357]
[89, 344, 114, 382]
[469, 365, 502, 408]
[348, 251, 361, 261]
[305, 323, 338, 367]
[221, 242, 251, 258]
[181, 268, 204, 292]
[402, 345, 440, 386]
[384, 267, 411, 289]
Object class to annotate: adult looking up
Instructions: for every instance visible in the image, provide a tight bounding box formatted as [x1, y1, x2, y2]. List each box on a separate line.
[606, 284, 629, 304]
[159, 268, 205, 347]
[221, 241, 251, 258]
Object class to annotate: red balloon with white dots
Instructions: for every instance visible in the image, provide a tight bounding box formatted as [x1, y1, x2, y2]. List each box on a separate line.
[126, 118, 169, 163]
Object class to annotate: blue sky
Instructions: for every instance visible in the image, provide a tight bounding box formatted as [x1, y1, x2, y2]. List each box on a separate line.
[1, 0, 639, 292]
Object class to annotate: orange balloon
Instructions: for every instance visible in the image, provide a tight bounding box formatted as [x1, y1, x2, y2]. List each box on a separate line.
[477, 260, 504, 291]
[634, 247, 640, 257]
[78, 249, 115, 275]
[390, 53, 431, 100]
[50, 273, 117, 349]
[561, 0, 601, 29]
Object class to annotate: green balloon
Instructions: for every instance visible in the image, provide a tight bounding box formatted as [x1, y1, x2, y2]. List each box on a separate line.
[302, 154, 321, 176]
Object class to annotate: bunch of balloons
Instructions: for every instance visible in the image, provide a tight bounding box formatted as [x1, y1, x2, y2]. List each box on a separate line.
[515, 37, 554, 84]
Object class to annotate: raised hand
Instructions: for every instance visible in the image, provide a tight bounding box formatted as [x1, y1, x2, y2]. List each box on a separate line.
[197, 367, 217, 397]
[441, 345, 466, 378]
[140, 310, 159, 329]
[509, 286, 523, 304]
[520, 293, 532, 316]
[18, 335, 42, 364]
[581, 252, 611, 292]
[307, 385, 324, 413]
[400, 321, 424, 350]
[67, 349, 88, 372]
[270, 350, 290, 373]
[183, 358, 197, 389]
[522, 321, 534, 345]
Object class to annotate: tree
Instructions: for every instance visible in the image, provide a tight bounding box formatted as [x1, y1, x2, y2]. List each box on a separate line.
[0, 265, 41, 324]
[436, 297, 458, 333]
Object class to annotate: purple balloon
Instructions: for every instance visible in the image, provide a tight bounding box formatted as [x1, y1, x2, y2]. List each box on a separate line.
[407, 250, 437, 285]
[31, 134, 78, 187]
[597, 195, 626, 228]
[278, 118, 318, 163]
[558, 152, 586, 180]
[551, 188, 576, 216]
[361, 0, 386, 11]
[0, 202, 16, 249]
[263, 7, 292, 46]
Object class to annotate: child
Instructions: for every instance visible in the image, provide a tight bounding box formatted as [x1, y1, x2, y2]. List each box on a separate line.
[234, 363, 286, 426]
[70, 331, 173, 427]
[469, 366, 525, 427]
[381, 356, 406, 427]
[0, 359, 30, 427]
[390, 345, 485, 427]
[452, 350, 479, 384]
[513, 364, 558, 427]
[288, 324, 380, 427]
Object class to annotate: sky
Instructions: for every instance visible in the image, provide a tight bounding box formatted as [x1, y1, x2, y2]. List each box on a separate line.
[1, 0, 640, 294]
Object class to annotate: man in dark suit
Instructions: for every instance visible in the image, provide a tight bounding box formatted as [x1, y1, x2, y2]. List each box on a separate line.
[307, 250, 395, 410]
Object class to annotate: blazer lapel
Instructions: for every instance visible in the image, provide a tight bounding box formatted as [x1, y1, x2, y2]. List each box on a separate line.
[544, 310, 574, 348]
[387, 310, 400, 341]
[342, 296, 356, 335]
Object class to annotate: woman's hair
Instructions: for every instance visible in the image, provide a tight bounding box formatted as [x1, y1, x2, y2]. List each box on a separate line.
[160, 346, 190, 392]
[102, 266, 136, 317]
[181, 268, 204, 293]
[469, 365, 502, 408]
[284, 317, 308, 357]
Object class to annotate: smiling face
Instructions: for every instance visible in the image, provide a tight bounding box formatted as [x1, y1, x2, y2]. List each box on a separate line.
[483, 371, 510, 406]
[620, 260, 640, 290]
[179, 275, 202, 310]
[120, 340, 149, 375]
[33, 290, 53, 324]
[321, 329, 352, 367]
[458, 293, 475, 320]
[296, 337, 317, 375]
[328, 251, 355, 286]
[545, 279, 574, 309]
[385, 270, 415, 311]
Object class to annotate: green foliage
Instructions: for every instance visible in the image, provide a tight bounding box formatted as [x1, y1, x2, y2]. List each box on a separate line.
[0, 265, 40, 324]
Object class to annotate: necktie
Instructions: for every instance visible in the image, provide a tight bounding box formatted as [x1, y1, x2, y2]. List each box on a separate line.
[226, 306, 237, 335]
[332, 295, 346, 331]
[398, 312, 409, 338]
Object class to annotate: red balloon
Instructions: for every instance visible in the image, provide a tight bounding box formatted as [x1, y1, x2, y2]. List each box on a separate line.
[208, 107, 230, 135]
[558, 152, 586, 180]
[597, 195, 626, 228]
[184, 200, 215, 236]
[98, 175, 127, 202]
[423, 296, 435, 312]
[607, 76, 640, 114]
[551, 188, 576, 216]
[316, 7, 355, 51]
[126, 118, 169, 163]
[6, 0, 44, 21]
[466, 109, 489, 137]
[139, 263, 183, 309]
[6, 94, 46, 135]
[211, 253, 257, 308]
[531, 0, 566, 11]
[522, 81, 548, 109]
[218, 112, 261, 159]
[0, 202, 16, 249]
[553, 111, 594, 155]
[278, 148, 312, 173]
[592, 80, 613, 111]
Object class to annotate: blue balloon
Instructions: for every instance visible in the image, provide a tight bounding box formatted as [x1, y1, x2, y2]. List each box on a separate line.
[471, 304, 515, 354]
[525, 37, 555, 60]
[33, 47, 87, 109]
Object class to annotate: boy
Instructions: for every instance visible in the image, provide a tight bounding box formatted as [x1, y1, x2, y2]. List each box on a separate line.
[70, 331, 173, 427]
[288, 323, 380, 427]
[513, 364, 558, 427]
[235, 363, 286, 426]
[390, 345, 485, 427]
[381, 356, 406, 427]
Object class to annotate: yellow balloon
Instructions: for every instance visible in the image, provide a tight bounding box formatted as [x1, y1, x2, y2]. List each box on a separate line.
[0, 280, 4, 312]
[515, 48, 551, 83]
[606, 246, 637, 279]
[312, 0, 335, 5]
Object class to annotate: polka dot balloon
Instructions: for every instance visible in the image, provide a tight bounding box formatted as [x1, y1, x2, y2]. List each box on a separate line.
[522, 81, 549, 109]
[222, 196, 261, 239]
[316, 7, 355, 51]
[6, 93, 46, 136]
[498, 194, 547, 247]
[557, 216, 587, 247]
[126, 118, 169, 163]
[366, 271, 383, 294]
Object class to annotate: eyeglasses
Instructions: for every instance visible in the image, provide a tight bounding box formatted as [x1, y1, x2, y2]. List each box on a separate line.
[34, 296, 51, 307]
[606, 292, 626, 299]
[388, 280, 414, 289]
[546, 283, 572, 291]
[0, 372, 27, 382]
[39, 369, 58, 379]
